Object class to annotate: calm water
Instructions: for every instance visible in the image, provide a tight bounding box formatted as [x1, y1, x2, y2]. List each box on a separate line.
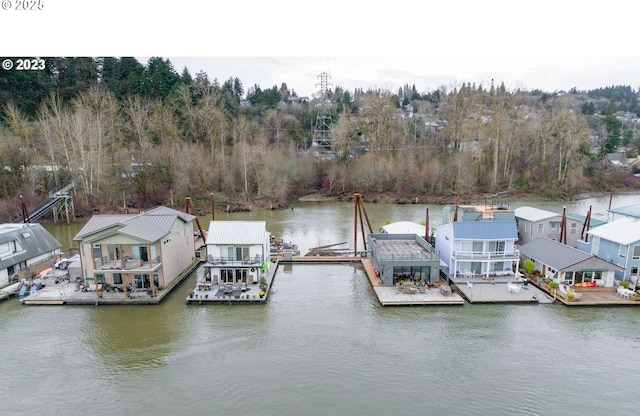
[2, 194, 640, 415]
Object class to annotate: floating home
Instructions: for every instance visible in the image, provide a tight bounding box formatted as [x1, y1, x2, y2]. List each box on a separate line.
[187, 220, 272, 303]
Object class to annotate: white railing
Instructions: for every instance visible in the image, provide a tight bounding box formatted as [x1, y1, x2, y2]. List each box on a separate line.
[206, 254, 264, 266]
[451, 248, 519, 260]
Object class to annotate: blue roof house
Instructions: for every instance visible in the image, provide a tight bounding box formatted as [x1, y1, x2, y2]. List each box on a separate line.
[578, 217, 640, 287]
[435, 221, 519, 279]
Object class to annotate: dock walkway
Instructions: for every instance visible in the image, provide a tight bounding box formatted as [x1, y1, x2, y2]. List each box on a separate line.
[20, 260, 201, 305]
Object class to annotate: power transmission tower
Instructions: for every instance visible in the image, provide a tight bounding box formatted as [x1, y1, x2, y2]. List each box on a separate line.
[312, 72, 333, 152]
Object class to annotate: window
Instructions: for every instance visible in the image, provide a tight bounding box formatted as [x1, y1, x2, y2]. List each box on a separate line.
[620, 244, 628, 258]
[538, 223, 544, 235]
[488, 241, 505, 254]
[550, 222, 559, 232]
[132, 273, 158, 288]
[113, 273, 122, 285]
[633, 246, 640, 260]
[93, 244, 102, 260]
[570, 223, 577, 235]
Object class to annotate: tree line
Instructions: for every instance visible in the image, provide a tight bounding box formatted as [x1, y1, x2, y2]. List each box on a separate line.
[0, 57, 638, 221]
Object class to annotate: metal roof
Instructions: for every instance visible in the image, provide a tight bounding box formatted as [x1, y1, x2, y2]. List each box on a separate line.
[608, 204, 640, 219]
[206, 221, 267, 245]
[518, 237, 623, 272]
[73, 206, 196, 242]
[514, 206, 561, 222]
[566, 214, 607, 228]
[451, 221, 517, 240]
[587, 217, 640, 245]
[0, 223, 62, 269]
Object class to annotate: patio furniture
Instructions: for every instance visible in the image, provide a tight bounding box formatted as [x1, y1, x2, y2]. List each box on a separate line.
[507, 282, 520, 294]
[617, 287, 634, 299]
[439, 285, 452, 295]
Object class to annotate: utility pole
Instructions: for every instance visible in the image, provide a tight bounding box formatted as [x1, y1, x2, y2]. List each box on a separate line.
[312, 72, 333, 152]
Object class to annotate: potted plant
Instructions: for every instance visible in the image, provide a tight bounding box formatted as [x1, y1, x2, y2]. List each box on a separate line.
[548, 281, 559, 294]
[259, 276, 268, 291]
[566, 289, 575, 301]
[258, 290, 265, 298]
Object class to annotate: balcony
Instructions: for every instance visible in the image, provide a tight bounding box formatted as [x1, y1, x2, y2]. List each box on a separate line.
[205, 254, 264, 267]
[451, 248, 519, 261]
[94, 256, 162, 272]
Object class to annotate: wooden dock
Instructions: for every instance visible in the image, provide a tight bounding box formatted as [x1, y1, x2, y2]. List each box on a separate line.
[21, 260, 202, 306]
[282, 255, 464, 306]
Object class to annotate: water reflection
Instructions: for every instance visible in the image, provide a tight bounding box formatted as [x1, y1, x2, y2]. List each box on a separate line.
[82, 305, 181, 373]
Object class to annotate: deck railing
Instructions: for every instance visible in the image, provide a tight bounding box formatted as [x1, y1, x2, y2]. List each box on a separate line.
[94, 255, 162, 270]
[451, 248, 519, 260]
[375, 252, 440, 262]
[205, 254, 264, 266]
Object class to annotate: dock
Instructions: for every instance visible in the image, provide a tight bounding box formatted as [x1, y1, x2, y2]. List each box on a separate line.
[20, 260, 202, 306]
[451, 276, 554, 304]
[283, 255, 465, 306]
[0, 282, 20, 302]
[185, 259, 279, 304]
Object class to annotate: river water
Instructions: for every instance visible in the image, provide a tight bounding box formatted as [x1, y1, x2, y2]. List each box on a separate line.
[2, 194, 640, 415]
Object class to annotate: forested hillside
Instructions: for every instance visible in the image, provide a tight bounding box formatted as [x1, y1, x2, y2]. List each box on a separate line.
[1, 57, 639, 221]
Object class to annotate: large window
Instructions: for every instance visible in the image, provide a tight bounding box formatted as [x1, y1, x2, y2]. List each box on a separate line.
[488, 241, 505, 254]
[392, 266, 430, 284]
[133, 273, 159, 288]
[633, 246, 640, 260]
[224, 246, 249, 261]
[461, 241, 483, 254]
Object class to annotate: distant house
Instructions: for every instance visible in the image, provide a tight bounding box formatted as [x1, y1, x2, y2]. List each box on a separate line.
[605, 152, 629, 167]
[608, 203, 640, 221]
[202, 221, 271, 287]
[519, 237, 622, 287]
[435, 221, 519, 278]
[0, 223, 62, 287]
[578, 216, 640, 285]
[366, 233, 440, 286]
[73, 206, 197, 294]
[514, 206, 600, 247]
[514, 207, 562, 245]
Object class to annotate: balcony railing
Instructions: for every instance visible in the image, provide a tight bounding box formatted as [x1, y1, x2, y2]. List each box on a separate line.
[205, 254, 264, 267]
[451, 248, 519, 260]
[375, 251, 440, 262]
[94, 256, 162, 271]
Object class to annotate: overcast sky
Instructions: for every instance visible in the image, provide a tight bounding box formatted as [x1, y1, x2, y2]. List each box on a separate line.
[5, 1, 640, 97]
[137, 56, 640, 98]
